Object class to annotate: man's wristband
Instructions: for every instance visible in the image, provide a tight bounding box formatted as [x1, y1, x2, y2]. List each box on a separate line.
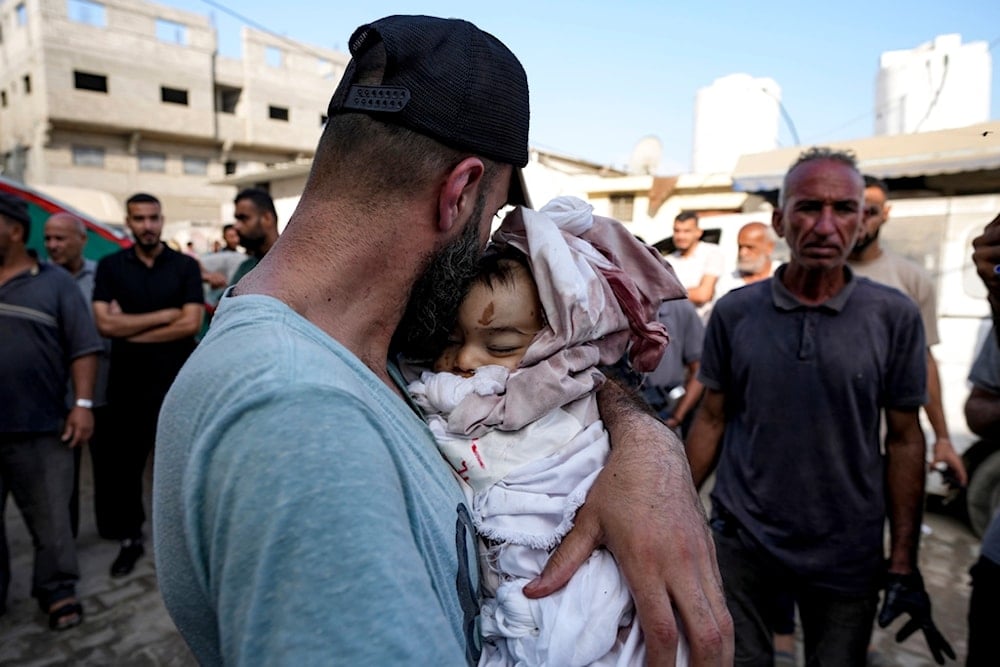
[75, 398, 94, 409]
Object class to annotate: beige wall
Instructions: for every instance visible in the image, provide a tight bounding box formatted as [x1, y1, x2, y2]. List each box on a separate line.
[0, 0, 348, 224]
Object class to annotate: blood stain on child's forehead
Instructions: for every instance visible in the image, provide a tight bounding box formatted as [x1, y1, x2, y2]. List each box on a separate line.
[478, 302, 495, 326]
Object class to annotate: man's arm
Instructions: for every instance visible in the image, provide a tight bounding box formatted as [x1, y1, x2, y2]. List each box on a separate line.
[202, 269, 228, 289]
[686, 274, 719, 307]
[126, 303, 203, 343]
[524, 380, 733, 666]
[924, 350, 967, 485]
[93, 300, 182, 338]
[971, 212, 1000, 325]
[684, 388, 726, 489]
[667, 362, 703, 430]
[965, 385, 1000, 440]
[63, 353, 97, 448]
[884, 407, 927, 575]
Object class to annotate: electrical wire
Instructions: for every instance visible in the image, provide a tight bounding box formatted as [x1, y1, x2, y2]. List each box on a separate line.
[808, 34, 998, 142]
[914, 53, 950, 133]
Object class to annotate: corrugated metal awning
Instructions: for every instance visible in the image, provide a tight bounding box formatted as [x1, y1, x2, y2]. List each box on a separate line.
[732, 120, 1000, 193]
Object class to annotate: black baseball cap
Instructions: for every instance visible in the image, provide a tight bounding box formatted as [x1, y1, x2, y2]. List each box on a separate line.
[327, 15, 531, 206]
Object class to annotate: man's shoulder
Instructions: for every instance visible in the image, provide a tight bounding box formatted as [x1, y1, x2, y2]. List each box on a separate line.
[97, 247, 132, 266]
[883, 250, 933, 285]
[854, 273, 914, 297]
[717, 276, 771, 305]
[209, 297, 383, 391]
[851, 250, 931, 287]
[36, 260, 69, 278]
[160, 245, 201, 270]
[699, 241, 724, 258]
[658, 296, 699, 318]
[32, 262, 81, 292]
[852, 276, 923, 316]
[864, 248, 922, 275]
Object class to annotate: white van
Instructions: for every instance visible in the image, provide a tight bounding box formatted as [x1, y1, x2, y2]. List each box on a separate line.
[683, 199, 1000, 536]
[879, 194, 998, 536]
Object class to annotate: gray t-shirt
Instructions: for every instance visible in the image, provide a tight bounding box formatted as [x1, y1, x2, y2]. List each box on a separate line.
[153, 293, 480, 666]
[60, 258, 111, 407]
[848, 250, 940, 346]
[645, 298, 703, 390]
[700, 267, 926, 593]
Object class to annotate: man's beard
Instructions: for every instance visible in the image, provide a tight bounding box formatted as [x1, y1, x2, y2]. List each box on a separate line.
[737, 255, 767, 275]
[391, 195, 487, 363]
[135, 237, 161, 253]
[239, 233, 265, 256]
[852, 227, 879, 254]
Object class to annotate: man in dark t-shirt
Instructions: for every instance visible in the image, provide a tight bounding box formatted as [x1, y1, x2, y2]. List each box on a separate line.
[1, 193, 101, 630]
[92, 193, 203, 577]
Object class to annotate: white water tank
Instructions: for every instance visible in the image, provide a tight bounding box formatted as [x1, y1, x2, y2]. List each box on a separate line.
[875, 34, 991, 135]
[692, 74, 781, 175]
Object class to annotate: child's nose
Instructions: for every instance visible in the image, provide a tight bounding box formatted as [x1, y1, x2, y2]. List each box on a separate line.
[454, 346, 483, 376]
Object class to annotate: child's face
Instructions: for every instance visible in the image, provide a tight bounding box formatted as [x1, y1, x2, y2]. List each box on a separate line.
[433, 264, 544, 376]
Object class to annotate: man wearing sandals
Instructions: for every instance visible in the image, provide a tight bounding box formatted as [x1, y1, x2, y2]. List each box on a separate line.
[0, 192, 100, 631]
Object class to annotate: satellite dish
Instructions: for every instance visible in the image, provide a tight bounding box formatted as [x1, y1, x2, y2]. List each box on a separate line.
[628, 135, 663, 175]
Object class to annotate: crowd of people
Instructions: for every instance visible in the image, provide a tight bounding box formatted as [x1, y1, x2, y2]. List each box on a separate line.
[656, 151, 1000, 666]
[1, 11, 997, 667]
[0, 185, 279, 632]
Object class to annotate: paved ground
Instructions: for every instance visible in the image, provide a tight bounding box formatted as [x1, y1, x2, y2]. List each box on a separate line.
[1, 448, 194, 666]
[0, 448, 984, 666]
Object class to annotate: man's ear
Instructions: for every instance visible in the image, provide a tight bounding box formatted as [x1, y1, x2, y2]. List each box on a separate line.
[883, 203, 892, 222]
[771, 209, 785, 238]
[6, 220, 24, 243]
[438, 157, 485, 233]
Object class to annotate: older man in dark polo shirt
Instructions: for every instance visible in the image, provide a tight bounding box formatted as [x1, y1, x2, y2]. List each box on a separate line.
[686, 147, 953, 665]
[0, 192, 100, 630]
[92, 193, 203, 577]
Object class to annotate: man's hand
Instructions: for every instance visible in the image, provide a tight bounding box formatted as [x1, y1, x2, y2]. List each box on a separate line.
[931, 438, 968, 488]
[971, 212, 1000, 303]
[878, 571, 955, 664]
[203, 271, 228, 289]
[524, 383, 733, 665]
[61, 406, 93, 448]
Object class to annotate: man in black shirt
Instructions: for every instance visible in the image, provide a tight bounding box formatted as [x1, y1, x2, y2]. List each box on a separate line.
[92, 193, 203, 577]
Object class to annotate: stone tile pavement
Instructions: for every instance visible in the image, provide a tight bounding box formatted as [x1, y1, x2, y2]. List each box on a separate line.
[1, 447, 194, 666]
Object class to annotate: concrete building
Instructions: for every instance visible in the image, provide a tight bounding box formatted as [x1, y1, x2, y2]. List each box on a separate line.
[691, 73, 781, 176]
[875, 34, 991, 136]
[0, 0, 347, 234]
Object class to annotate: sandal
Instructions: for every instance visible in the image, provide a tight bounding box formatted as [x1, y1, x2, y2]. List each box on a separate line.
[48, 600, 83, 631]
